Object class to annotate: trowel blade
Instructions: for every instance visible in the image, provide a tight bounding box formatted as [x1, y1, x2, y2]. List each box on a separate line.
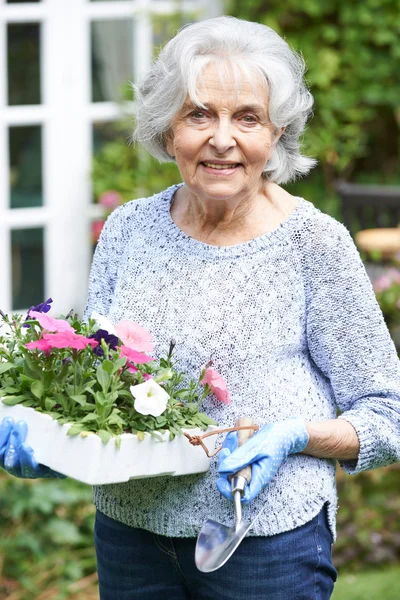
[195, 518, 251, 573]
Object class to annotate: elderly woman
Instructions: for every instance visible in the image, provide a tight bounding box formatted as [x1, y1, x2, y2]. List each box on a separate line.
[2, 15, 400, 600]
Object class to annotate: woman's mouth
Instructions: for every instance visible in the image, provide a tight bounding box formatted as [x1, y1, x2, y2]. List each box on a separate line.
[200, 162, 242, 175]
[201, 161, 241, 170]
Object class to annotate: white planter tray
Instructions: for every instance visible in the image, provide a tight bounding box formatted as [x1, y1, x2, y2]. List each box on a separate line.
[0, 402, 217, 485]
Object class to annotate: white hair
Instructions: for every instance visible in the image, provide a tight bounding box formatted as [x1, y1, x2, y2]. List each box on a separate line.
[133, 16, 317, 184]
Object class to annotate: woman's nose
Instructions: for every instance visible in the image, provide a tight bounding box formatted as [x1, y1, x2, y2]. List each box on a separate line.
[209, 121, 236, 153]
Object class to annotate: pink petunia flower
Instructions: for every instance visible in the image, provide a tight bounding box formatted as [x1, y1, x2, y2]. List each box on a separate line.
[201, 367, 231, 405]
[29, 311, 75, 334]
[120, 345, 154, 364]
[40, 332, 98, 351]
[25, 338, 53, 352]
[127, 364, 152, 380]
[115, 321, 154, 353]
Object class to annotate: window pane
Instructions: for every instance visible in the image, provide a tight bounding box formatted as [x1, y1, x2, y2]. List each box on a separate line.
[7, 23, 41, 105]
[91, 20, 133, 102]
[12, 228, 45, 311]
[9, 126, 43, 209]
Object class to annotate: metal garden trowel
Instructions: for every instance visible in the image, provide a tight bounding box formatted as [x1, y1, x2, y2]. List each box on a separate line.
[195, 416, 258, 572]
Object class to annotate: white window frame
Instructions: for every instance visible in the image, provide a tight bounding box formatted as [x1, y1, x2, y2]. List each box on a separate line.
[0, 0, 221, 317]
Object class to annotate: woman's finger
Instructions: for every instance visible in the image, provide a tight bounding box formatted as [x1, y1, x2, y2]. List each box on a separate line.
[4, 421, 28, 470]
[19, 443, 39, 478]
[0, 417, 15, 455]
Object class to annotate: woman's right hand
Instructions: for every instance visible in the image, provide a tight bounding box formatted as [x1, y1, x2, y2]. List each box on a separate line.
[0, 417, 66, 479]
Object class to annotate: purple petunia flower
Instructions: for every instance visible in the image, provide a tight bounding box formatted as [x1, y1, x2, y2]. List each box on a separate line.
[88, 328, 119, 357]
[28, 298, 53, 317]
[23, 298, 53, 327]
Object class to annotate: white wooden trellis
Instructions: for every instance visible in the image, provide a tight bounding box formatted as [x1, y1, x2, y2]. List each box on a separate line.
[0, 0, 221, 317]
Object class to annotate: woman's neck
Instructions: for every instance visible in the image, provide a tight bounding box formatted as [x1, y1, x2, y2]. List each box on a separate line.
[170, 182, 297, 246]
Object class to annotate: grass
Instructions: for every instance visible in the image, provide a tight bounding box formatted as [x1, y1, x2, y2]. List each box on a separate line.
[332, 566, 400, 600]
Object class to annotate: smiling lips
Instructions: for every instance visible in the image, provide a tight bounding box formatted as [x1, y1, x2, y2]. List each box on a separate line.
[201, 161, 241, 170]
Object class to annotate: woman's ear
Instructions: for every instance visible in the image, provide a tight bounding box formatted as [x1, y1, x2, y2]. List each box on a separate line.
[272, 126, 285, 148]
[164, 129, 175, 158]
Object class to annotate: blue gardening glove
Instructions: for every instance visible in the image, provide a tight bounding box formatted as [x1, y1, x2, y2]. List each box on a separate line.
[217, 419, 309, 504]
[0, 417, 66, 479]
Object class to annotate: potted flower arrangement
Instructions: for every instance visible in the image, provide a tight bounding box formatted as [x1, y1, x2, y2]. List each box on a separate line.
[0, 300, 230, 484]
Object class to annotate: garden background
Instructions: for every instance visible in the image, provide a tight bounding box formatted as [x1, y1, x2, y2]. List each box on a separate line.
[1, 0, 400, 598]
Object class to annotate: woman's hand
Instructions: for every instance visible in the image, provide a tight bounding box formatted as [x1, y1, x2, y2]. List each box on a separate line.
[217, 419, 309, 504]
[0, 417, 66, 479]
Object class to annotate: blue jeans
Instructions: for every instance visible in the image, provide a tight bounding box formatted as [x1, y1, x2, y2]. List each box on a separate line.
[94, 504, 337, 599]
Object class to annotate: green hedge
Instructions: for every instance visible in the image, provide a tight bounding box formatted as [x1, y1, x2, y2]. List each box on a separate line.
[228, 0, 400, 187]
[1, 464, 399, 597]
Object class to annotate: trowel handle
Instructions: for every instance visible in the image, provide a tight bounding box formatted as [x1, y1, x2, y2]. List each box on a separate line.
[228, 417, 257, 488]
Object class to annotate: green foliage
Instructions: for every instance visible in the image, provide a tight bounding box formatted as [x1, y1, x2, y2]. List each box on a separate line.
[91, 120, 181, 204]
[228, 0, 400, 186]
[285, 167, 343, 220]
[0, 472, 96, 599]
[372, 268, 400, 330]
[334, 465, 400, 570]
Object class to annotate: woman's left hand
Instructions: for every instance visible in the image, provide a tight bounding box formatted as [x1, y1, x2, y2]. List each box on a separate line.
[217, 419, 309, 504]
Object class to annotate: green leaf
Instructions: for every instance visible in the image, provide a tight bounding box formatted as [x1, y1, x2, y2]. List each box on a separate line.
[175, 390, 190, 399]
[67, 426, 83, 436]
[81, 413, 99, 423]
[97, 430, 111, 444]
[113, 357, 127, 370]
[23, 354, 41, 378]
[136, 430, 145, 441]
[96, 365, 109, 392]
[150, 431, 164, 442]
[48, 411, 62, 419]
[153, 368, 174, 383]
[19, 374, 36, 386]
[3, 386, 20, 394]
[102, 360, 114, 375]
[22, 399, 36, 407]
[31, 380, 44, 399]
[169, 424, 182, 437]
[0, 362, 14, 374]
[70, 394, 87, 407]
[44, 397, 55, 411]
[1, 395, 26, 406]
[196, 413, 218, 426]
[117, 389, 134, 399]
[115, 435, 121, 450]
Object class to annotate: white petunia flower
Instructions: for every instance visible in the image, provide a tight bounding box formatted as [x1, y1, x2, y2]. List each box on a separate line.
[91, 311, 118, 336]
[130, 379, 170, 417]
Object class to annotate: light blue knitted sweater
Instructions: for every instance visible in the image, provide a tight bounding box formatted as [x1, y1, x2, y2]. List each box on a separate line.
[85, 184, 400, 541]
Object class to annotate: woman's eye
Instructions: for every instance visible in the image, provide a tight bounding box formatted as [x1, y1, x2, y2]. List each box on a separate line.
[242, 115, 257, 123]
[191, 111, 207, 119]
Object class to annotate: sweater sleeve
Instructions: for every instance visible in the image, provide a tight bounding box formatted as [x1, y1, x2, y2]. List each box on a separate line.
[303, 214, 400, 474]
[83, 207, 127, 321]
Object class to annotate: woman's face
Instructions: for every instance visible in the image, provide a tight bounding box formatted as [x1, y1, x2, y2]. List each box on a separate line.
[166, 63, 282, 206]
